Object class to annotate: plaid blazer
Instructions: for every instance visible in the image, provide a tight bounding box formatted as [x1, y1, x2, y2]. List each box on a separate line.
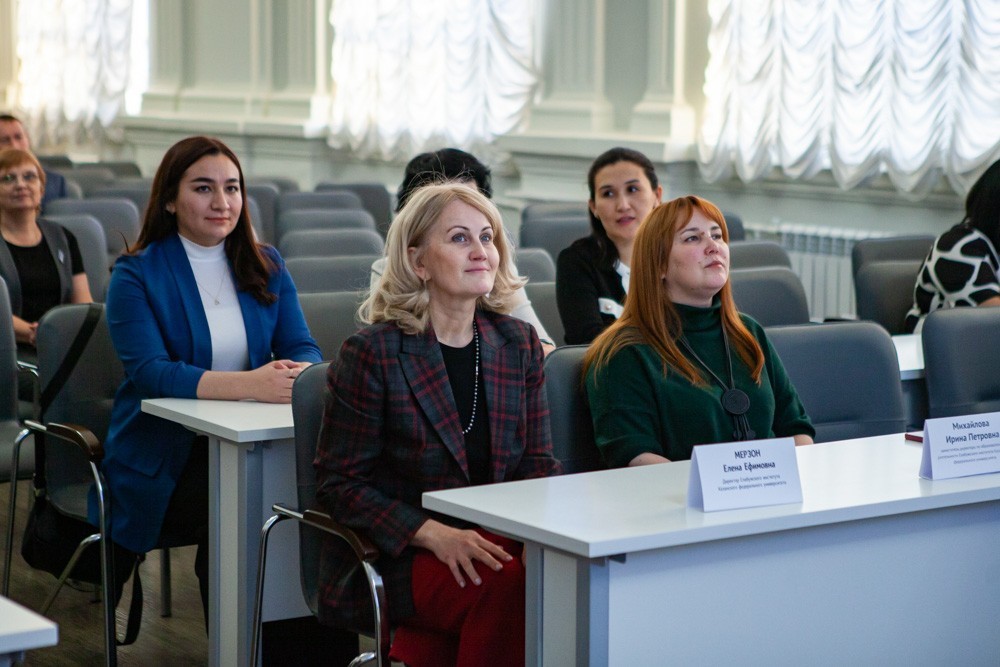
[314, 309, 560, 629]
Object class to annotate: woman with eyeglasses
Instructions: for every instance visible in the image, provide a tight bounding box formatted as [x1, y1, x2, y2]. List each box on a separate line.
[0, 148, 92, 374]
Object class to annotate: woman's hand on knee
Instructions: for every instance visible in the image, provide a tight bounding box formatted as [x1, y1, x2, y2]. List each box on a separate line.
[412, 519, 513, 588]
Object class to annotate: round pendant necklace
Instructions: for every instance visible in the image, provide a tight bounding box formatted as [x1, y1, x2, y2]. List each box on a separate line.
[461, 321, 481, 435]
[678, 328, 755, 441]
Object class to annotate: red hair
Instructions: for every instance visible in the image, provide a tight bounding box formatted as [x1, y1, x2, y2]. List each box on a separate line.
[584, 195, 764, 386]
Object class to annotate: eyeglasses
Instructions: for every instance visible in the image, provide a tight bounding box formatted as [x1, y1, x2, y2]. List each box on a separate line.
[0, 171, 40, 186]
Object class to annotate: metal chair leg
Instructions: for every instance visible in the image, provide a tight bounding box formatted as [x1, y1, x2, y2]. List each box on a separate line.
[2, 428, 30, 596]
[250, 513, 288, 667]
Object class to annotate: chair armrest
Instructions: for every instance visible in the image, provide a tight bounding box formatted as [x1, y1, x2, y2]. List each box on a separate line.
[23, 419, 104, 462]
[16, 360, 38, 376]
[303, 509, 380, 563]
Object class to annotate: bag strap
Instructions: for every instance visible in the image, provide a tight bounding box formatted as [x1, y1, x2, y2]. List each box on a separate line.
[117, 556, 144, 646]
[39, 303, 103, 416]
[33, 303, 103, 491]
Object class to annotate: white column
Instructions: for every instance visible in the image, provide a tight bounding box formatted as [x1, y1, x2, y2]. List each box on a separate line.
[527, 0, 613, 133]
[629, 0, 696, 142]
[0, 0, 17, 110]
[125, 0, 336, 185]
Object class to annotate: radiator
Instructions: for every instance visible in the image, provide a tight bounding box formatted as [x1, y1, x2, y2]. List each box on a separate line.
[744, 222, 887, 320]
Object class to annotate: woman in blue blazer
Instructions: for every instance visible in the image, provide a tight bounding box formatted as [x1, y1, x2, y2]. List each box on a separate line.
[94, 136, 321, 620]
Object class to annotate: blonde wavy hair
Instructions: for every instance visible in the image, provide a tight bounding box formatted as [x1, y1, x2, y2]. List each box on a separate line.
[584, 195, 765, 386]
[361, 182, 524, 334]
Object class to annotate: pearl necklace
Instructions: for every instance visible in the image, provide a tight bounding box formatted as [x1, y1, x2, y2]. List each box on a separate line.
[462, 321, 480, 435]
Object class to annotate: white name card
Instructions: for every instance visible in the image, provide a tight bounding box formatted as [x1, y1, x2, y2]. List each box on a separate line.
[687, 437, 802, 512]
[919, 412, 1000, 480]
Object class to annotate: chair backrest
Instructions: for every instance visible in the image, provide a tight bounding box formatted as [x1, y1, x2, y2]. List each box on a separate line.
[921, 307, 1000, 418]
[276, 209, 376, 244]
[37, 154, 74, 170]
[854, 260, 922, 335]
[519, 217, 591, 264]
[729, 240, 792, 270]
[766, 321, 906, 442]
[286, 255, 381, 293]
[521, 202, 589, 227]
[75, 161, 142, 178]
[277, 191, 364, 216]
[279, 229, 384, 260]
[730, 267, 811, 326]
[722, 211, 746, 242]
[0, 277, 32, 482]
[316, 182, 393, 237]
[43, 214, 111, 300]
[543, 345, 602, 473]
[45, 198, 141, 262]
[89, 185, 152, 220]
[851, 235, 935, 279]
[291, 361, 332, 612]
[515, 248, 556, 282]
[523, 281, 564, 348]
[245, 183, 280, 244]
[64, 167, 116, 196]
[247, 176, 300, 193]
[297, 291, 365, 359]
[36, 304, 124, 512]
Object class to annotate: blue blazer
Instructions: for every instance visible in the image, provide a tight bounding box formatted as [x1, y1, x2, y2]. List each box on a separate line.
[94, 233, 321, 553]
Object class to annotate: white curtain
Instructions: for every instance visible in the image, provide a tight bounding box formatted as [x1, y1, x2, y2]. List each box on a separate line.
[698, 0, 1000, 196]
[14, 0, 134, 146]
[328, 0, 537, 161]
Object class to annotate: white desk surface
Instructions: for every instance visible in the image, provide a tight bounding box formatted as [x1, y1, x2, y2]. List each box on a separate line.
[424, 434, 1000, 559]
[142, 398, 293, 442]
[892, 333, 923, 380]
[0, 596, 57, 654]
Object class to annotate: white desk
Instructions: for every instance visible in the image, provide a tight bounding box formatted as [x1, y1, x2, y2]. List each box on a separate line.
[892, 334, 927, 430]
[425, 434, 1000, 666]
[0, 596, 57, 666]
[142, 399, 309, 667]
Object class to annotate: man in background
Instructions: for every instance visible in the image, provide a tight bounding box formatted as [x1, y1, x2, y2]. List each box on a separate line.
[0, 113, 68, 210]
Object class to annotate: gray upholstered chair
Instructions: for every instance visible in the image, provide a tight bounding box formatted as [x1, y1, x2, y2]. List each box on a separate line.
[730, 267, 811, 326]
[251, 362, 389, 667]
[297, 291, 366, 359]
[0, 277, 33, 485]
[276, 209, 376, 244]
[89, 184, 152, 220]
[519, 202, 591, 263]
[766, 321, 906, 442]
[44, 213, 111, 300]
[246, 183, 281, 244]
[515, 247, 557, 283]
[247, 176, 300, 193]
[854, 259, 922, 335]
[64, 167, 116, 196]
[286, 255, 381, 293]
[851, 235, 934, 279]
[316, 182, 393, 237]
[722, 211, 746, 242]
[279, 228, 384, 260]
[277, 190, 364, 217]
[543, 345, 602, 473]
[729, 240, 792, 270]
[75, 161, 142, 179]
[523, 281, 564, 348]
[45, 198, 141, 267]
[921, 307, 1000, 418]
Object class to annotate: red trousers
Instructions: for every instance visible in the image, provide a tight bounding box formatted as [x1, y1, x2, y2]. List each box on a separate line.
[389, 529, 525, 667]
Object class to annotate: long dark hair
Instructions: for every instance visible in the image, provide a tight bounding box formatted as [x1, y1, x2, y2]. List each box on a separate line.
[134, 136, 276, 304]
[586, 147, 659, 268]
[964, 158, 1000, 252]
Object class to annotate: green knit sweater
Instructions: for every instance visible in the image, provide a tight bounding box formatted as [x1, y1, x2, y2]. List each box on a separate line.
[585, 301, 814, 467]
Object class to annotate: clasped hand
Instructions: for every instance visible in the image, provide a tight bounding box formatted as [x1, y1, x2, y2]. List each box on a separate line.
[250, 359, 310, 403]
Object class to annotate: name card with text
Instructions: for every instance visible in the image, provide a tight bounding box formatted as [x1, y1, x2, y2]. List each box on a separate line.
[687, 437, 802, 512]
[920, 412, 1000, 480]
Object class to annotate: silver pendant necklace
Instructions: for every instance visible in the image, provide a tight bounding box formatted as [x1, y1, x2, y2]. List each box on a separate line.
[195, 272, 227, 306]
[462, 321, 481, 435]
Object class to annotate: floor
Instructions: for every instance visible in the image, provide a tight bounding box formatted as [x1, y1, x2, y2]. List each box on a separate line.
[3, 478, 390, 667]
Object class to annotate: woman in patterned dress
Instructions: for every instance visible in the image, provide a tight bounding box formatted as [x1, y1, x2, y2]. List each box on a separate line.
[904, 159, 1000, 333]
